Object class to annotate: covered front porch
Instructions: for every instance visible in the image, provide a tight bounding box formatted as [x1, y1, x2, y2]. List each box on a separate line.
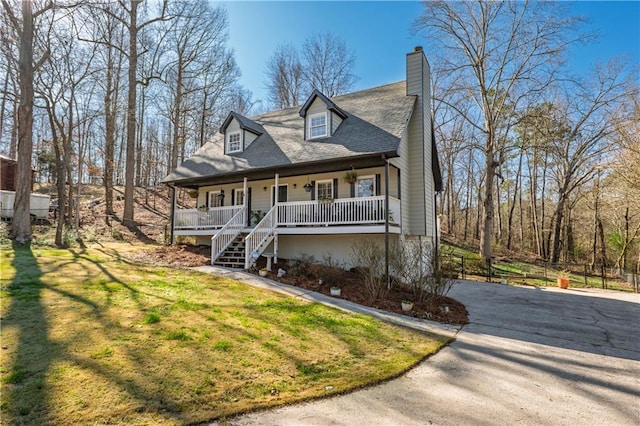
[170, 163, 402, 268]
[173, 195, 401, 236]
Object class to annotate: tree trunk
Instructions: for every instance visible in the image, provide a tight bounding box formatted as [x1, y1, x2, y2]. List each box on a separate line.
[103, 52, 115, 224]
[507, 149, 523, 250]
[550, 187, 567, 264]
[479, 136, 496, 262]
[123, 0, 140, 226]
[11, 0, 35, 243]
[0, 66, 9, 150]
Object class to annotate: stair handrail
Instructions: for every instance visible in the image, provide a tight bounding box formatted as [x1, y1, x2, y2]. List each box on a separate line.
[211, 206, 247, 265]
[244, 204, 276, 269]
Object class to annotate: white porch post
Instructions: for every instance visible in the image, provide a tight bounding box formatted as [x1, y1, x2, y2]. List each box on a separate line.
[274, 173, 279, 220]
[243, 177, 248, 225]
[274, 173, 279, 261]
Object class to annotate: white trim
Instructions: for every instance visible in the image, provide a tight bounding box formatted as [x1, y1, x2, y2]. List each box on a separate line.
[209, 190, 223, 208]
[234, 188, 245, 206]
[315, 179, 333, 201]
[308, 112, 328, 139]
[226, 131, 242, 153]
[276, 225, 401, 235]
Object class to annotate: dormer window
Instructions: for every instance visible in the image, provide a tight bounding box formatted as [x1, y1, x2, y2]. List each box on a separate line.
[227, 131, 241, 153]
[299, 89, 348, 141]
[309, 113, 328, 139]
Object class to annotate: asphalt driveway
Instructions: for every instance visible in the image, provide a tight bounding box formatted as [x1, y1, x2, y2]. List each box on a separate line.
[221, 280, 640, 425]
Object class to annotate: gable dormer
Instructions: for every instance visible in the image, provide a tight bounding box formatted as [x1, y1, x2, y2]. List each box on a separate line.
[219, 111, 264, 154]
[299, 89, 348, 140]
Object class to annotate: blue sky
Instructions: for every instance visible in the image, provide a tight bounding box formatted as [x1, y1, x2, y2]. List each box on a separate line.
[218, 1, 640, 106]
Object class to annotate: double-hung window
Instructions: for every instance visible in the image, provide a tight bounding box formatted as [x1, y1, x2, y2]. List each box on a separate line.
[308, 113, 327, 139]
[227, 132, 241, 153]
[316, 180, 333, 201]
[209, 191, 223, 208]
[234, 189, 245, 206]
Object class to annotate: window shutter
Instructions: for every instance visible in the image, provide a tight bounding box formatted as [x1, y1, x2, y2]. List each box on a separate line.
[205, 191, 210, 207]
[397, 171, 401, 199]
[350, 182, 355, 198]
[231, 189, 235, 205]
[220, 192, 224, 207]
[311, 181, 316, 200]
[333, 178, 338, 199]
[375, 174, 381, 196]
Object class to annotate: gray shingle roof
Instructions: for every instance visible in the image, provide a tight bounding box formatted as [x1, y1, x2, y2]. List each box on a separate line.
[163, 81, 416, 184]
[219, 111, 264, 136]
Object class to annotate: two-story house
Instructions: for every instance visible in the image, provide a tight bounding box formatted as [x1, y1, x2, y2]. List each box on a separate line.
[163, 47, 442, 269]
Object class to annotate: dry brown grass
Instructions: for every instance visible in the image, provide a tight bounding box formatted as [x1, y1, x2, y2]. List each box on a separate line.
[0, 241, 449, 425]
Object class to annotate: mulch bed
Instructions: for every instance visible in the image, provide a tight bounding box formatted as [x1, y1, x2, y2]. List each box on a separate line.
[138, 245, 469, 325]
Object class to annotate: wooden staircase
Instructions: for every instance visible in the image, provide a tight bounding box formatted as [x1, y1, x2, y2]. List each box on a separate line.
[213, 233, 247, 269]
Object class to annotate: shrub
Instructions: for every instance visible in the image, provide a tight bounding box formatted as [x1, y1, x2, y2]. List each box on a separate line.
[393, 240, 454, 304]
[309, 253, 346, 286]
[288, 254, 315, 277]
[351, 240, 394, 302]
[63, 226, 78, 247]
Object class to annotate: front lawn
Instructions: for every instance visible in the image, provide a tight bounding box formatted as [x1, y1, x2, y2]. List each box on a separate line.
[0, 242, 449, 425]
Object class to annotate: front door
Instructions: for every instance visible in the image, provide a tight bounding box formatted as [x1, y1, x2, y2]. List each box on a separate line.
[271, 185, 288, 206]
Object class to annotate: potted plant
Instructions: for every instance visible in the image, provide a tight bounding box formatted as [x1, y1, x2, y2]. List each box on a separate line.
[259, 268, 268, 277]
[557, 270, 570, 289]
[319, 195, 333, 204]
[401, 300, 414, 312]
[330, 286, 341, 296]
[303, 182, 313, 192]
[187, 188, 198, 198]
[343, 170, 358, 184]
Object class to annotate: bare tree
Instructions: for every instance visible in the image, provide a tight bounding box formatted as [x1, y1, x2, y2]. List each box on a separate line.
[414, 0, 584, 262]
[1, 0, 55, 243]
[547, 61, 635, 263]
[37, 17, 97, 246]
[103, 0, 168, 226]
[301, 32, 356, 97]
[264, 33, 356, 109]
[163, 0, 236, 170]
[265, 43, 304, 109]
[82, 1, 126, 224]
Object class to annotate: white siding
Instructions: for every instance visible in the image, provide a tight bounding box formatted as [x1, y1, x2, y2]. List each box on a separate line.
[277, 234, 401, 270]
[307, 98, 327, 115]
[331, 111, 343, 133]
[244, 130, 258, 148]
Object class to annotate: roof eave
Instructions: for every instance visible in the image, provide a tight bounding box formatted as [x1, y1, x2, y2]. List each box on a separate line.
[163, 150, 400, 187]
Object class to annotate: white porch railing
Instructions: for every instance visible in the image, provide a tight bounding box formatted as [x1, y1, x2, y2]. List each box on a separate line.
[277, 196, 400, 227]
[244, 205, 276, 269]
[210, 206, 247, 264]
[174, 205, 243, 229]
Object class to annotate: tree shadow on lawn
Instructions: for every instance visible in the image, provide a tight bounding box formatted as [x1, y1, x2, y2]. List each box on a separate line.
[3, 241, 55, 421]
[1, 242, 191, 424]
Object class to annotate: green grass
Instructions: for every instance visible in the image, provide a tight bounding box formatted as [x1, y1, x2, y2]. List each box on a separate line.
[0, 242, 449, 425]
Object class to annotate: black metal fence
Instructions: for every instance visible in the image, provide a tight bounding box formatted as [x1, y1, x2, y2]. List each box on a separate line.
[441, 254, 639, 293]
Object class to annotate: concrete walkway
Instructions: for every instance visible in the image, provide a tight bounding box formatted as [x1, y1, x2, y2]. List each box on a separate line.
[196, 267, 640, 425]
